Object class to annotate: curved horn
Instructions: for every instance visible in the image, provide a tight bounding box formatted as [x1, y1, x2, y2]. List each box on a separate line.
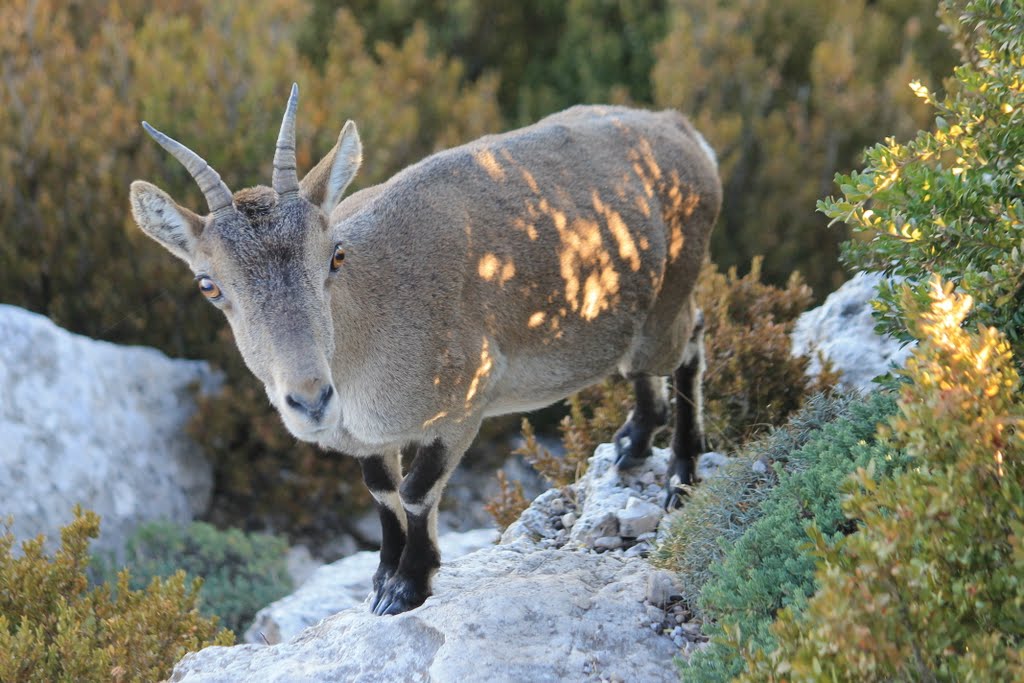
[272, 83, 300, 197]
[141, 121, 234, 217]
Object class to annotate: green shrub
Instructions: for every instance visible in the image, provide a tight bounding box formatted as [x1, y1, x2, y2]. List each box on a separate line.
[738, 279, 1024, 681]
[820, 0, 1024, 365]
[0, 508, 232, 683]
[682, 390, 903, 682]
[95, 521, 293, 636]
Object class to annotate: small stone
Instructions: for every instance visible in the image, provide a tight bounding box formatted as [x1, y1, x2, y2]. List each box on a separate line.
[593, 535, 622, 551]
[616, 496, 663, 537]
[645, 570, 679, 608]
[550, 497, 566, 514]
[623, 542, 650, 558]
[635, 531, 657, 543]
[639, 470, 656, 486]
[680, 622, 703, 639]
[571, 512, 620, 546]
[561, 512, 577, 529]
[752, 457, 769, 474]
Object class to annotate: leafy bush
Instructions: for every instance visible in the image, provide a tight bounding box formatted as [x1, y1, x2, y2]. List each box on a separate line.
[0, 508, 232, 683]
[95, 521, 292, 636]
[696, 259, 840, 450]
[738, 279, 1024, 681]
[682, 391, 902, 682]
[821, 0, 1024, 364]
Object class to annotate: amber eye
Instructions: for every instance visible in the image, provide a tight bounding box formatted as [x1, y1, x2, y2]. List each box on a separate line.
[330, 244, 346, 272]
[197, 277, 221, 299]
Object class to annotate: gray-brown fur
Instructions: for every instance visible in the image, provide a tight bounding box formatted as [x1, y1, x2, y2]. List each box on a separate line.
[130, 85, 721, 615]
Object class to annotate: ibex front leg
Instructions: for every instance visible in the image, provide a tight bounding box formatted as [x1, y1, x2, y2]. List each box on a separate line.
[372, 438, 455, 616]
[360, 452, 407, 596]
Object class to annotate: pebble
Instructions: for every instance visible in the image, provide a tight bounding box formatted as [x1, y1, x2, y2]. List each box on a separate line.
[645, 570, 678, 608]
[752, 457, 768, 474]
[680, 622, 703, 639]
[593, 535, 622, 551]
[561, 512, 577, 529]
[550, 497, 566, 513]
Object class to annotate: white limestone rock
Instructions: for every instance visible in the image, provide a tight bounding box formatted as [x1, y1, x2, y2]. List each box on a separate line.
[244, 528, 498, 645]
[616, 496, 664, 538]
[176, 545, 678, 683]
[792, 272, 913, 394]
[0, 304, 215, 556]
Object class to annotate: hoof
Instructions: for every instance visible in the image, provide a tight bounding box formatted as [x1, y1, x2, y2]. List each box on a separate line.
[371, 574, 430, 616]
[664, 485, 688, 511]
[372, 563, 397, 596]
[613, 423, 651, 470]
[664, 468, 697, 510]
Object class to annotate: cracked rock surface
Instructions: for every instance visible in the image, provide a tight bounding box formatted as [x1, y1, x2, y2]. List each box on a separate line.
[173, 444, 721, 682]
[173, 546, 679, 683]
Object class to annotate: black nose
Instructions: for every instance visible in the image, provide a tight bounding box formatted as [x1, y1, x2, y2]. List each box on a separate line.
[286, 385, 334, 422]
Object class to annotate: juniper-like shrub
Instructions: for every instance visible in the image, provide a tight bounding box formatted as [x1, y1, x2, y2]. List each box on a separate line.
[820, 0, 1024, 366]
[95, 521, 292, 636]
[0, 508, 232, 683]
[736, 279, 1024, 681]
[652, 393, 857, 610]
[680, 390, 902, 682]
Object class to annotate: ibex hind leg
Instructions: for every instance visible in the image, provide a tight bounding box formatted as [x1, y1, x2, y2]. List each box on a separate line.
[666, 310, 708, 510]
[613, 374, 670, 469]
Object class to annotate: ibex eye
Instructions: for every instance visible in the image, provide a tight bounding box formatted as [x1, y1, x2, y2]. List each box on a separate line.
[197, 276, 222, 299]
[330, 244, 346, 272]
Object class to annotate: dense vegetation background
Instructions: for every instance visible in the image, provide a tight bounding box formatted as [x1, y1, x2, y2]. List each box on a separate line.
[0, 0, 956, 539]
[4, 0, 1023, 679]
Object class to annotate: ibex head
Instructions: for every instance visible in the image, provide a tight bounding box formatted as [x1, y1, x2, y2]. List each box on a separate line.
[130, 84, 362, 439]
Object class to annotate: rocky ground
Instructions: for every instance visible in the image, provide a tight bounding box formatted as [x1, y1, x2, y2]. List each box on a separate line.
[172, 446, 729, 682]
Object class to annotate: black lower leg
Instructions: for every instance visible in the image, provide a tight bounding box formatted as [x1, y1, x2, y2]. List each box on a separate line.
[372, 439, 448, 616]
[614, 374, 670, 469]
[360, 455, 405, 593]
[667, 350, 707, 508]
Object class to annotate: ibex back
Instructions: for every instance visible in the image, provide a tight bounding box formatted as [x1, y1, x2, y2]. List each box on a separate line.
[130, 85, 721, 615]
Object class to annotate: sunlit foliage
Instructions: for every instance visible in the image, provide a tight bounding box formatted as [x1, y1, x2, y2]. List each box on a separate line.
[736, 279, 1024, 681]
[821, 0, 1024, 367]
[0, 508, 232, 683]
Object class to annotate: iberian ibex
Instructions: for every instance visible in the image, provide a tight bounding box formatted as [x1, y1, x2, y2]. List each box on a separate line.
[130, 84, 721, 615]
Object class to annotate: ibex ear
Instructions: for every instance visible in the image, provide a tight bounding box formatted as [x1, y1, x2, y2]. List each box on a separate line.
[301, 120, 362, 215]
[129, 180, 205, 263]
